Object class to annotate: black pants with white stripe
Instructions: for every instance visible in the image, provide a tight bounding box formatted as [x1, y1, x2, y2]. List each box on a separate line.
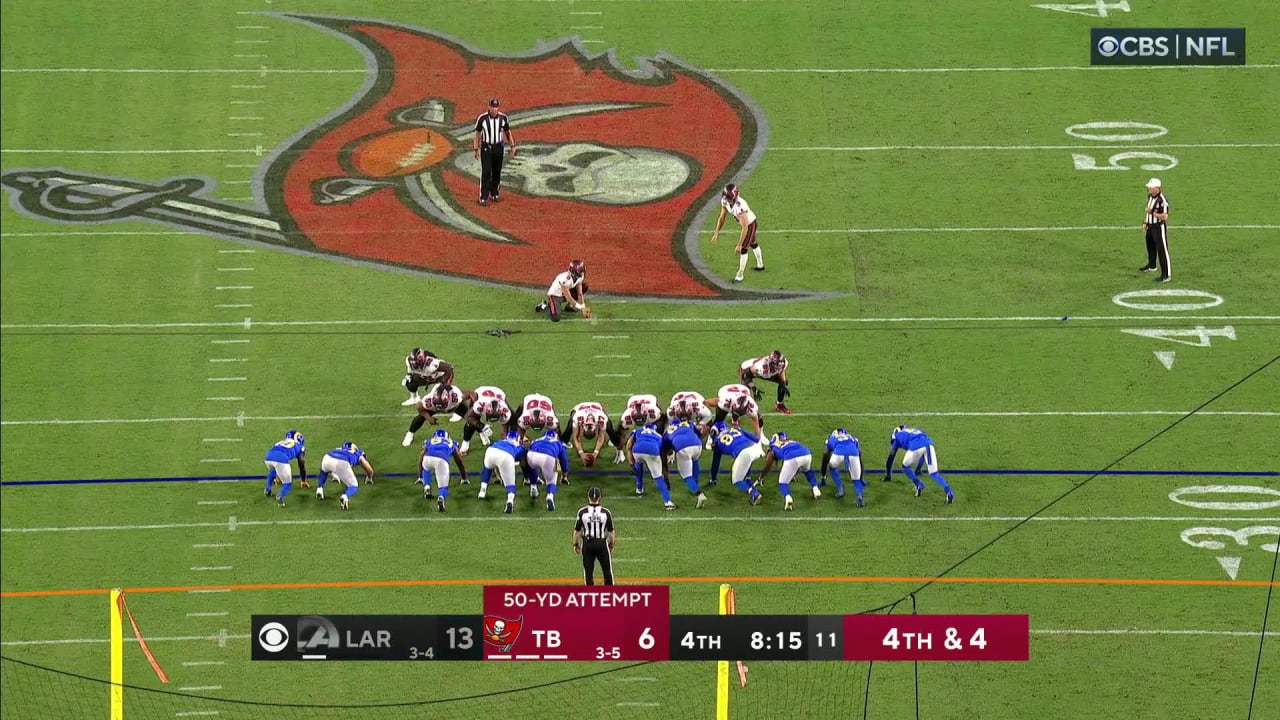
[1145, 223, 1170, 278]
[479, 144, 505, 200]
[582, 538, 614, 585]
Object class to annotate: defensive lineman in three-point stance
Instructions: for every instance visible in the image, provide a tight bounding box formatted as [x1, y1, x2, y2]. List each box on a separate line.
[885, 425, 954, 504]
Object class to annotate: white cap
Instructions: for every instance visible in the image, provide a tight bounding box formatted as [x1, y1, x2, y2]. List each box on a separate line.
[1145, 177, 1162, 188]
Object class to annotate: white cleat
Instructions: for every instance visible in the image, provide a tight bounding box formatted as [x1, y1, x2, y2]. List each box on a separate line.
[704, 437, 714, 450]
[812, 487, 822, 499]
[695, 492, 707, 509]
[613, 451, 626, 465]
[784, 496, 794, 511]
[531, 485, 540, 499]
[402, 432, 415, 447]
[448, 413, 463, 423]
[401, 395, 420, 407]
[339, 494, 350, 511]
[664, 501, 677, 511]
[315, 487, 325, 500]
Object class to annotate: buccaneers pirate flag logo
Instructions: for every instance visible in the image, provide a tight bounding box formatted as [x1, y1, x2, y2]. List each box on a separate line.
[1, 14, 817, 301]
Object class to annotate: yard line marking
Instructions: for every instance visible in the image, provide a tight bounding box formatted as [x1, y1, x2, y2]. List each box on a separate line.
[234, 40, 270, 44]
[196, 461, 240, 466]
[581, 40, 606, 44]
[188, 589, 231, 594]
[617, 677, 659, 681]
[1, 67, 365, 74]
[1031, 629, 1274, 637]
[175, 711, 220, 717]
[227, 101, 263, 106]
[204, 397, 245, 401]
[772, 142, 1280, 152]
[231, 55, 266, 59]
[181, 659, 227, 665]
[200, 438, 242, 442]
[7, 312, 1279, 330]
[3, 224, 1273, 238]
[178, 686, 224, 692]
[236, 25, 269, 29]
[223, 180, 252, 185]
[613, 558, 648, 563]
[617, 703, 662, 707]
[217, 247, 256, 252]
[705, 63, 1280, 74]
[195, 500, 238, 505]
[0, 634, 250, 646]
[228, 117, 265, 121]
[206, 377, 247, 382]
[210, 339, 249, 344]
[215, 286, 253, 290]
[595, 354, 632, 359]
[592, 335, 630, 339]
[225, 133, 263, 137]
[231, 85, 265, 89]
[594, 373, 632, 378]
[208, 358, 248, 363]
[216, 267, 254, 271]
[5, 514, 1277, 537]
[570, 25, 605, 29]
[213, 304, 252, 309]
[5, 409, 1275, 427]
[192, 543, 235, 548]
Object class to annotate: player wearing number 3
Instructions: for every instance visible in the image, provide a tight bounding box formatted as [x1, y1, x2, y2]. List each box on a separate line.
[884, 425, 954, 504]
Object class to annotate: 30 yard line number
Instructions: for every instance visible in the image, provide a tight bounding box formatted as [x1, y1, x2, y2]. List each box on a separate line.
[1168, 486, 1280, 580]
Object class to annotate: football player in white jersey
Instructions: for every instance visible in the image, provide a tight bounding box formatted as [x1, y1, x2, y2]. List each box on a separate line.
[566, 401, 620, 468]
[739, 350, 792, 414]
[516, 393, 558, 439]
[533, 260, 590, 322]
[459, 385, 512, 455]
[707, 384, 764, 442]
[616, 394, 662, 463]
[400, 348, 455, 406]
[402, 383, 475, 447]
[710, 183, 764, 283]
[667, 390, 713, 427]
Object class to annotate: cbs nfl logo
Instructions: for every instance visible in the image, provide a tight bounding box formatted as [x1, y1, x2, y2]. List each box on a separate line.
[1091, 28, 1245, 66]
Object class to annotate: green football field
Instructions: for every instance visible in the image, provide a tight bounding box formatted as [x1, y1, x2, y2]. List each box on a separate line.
[2, 0, 1278, 718]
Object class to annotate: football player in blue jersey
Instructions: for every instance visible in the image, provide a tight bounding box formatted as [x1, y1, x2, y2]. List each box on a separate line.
[315, 442, 375, 511]
[528, 429, 571, 511]
[479, 430, 527, 514]
[664, 420, 708, 508]
[628, 424, 676, 510]
[420, 429, 469, 513]
[885, 425, 954, 504]
[758, 432, 821, 511]
[820, 428, 864, 506]
[708, 422, 765, 505]
[263, 430, 308, 507]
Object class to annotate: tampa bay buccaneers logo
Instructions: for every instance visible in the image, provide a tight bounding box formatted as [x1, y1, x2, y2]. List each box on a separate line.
[0, 14, 816, 300]
[482, 615, 524, 653]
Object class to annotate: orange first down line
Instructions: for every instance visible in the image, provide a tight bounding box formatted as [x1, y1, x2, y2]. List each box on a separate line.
[1, 574, 1276, 598]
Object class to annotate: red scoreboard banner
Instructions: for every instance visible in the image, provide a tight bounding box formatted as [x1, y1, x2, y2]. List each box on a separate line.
[843, 614, 1029, 661]
[481, 586, 670, 661]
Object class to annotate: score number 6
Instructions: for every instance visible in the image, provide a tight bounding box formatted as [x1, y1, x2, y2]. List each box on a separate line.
[638, 628, 655, 650]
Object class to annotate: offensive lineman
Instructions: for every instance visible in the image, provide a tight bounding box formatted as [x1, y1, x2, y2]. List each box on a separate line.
[403, 383, 475, 447]
[516, 393, 558, 440]
[420, 429, 469, 512]
[459, 385, 512, 455]
[616, 393, 662, 463]
[566, 401, 621, 467]
[707, 384, 764, 441]
[740, 350, 793, 414]
[667, 390, 713, 427]
[401, 348, 455, 406]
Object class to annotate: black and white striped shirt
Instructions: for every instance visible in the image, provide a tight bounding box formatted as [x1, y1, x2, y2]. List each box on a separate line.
[575, 505, 614, 540]
[1145, 192, 1170, 225]
[475, 112, 510, 146]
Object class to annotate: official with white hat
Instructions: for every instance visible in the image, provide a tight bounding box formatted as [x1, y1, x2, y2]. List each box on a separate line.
[1140, 178, 1171, 283]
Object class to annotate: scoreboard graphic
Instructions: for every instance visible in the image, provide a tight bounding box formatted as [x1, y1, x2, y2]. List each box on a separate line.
[251, 586, 1029, 663]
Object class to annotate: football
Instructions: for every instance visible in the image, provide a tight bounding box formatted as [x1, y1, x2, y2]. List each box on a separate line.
[583, 453, 596, 467]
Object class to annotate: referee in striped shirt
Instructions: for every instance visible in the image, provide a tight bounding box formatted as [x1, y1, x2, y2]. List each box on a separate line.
[1140, 177, 1171, 283]
[473, 98, 516, 206]
[573, 487, 616, 586]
